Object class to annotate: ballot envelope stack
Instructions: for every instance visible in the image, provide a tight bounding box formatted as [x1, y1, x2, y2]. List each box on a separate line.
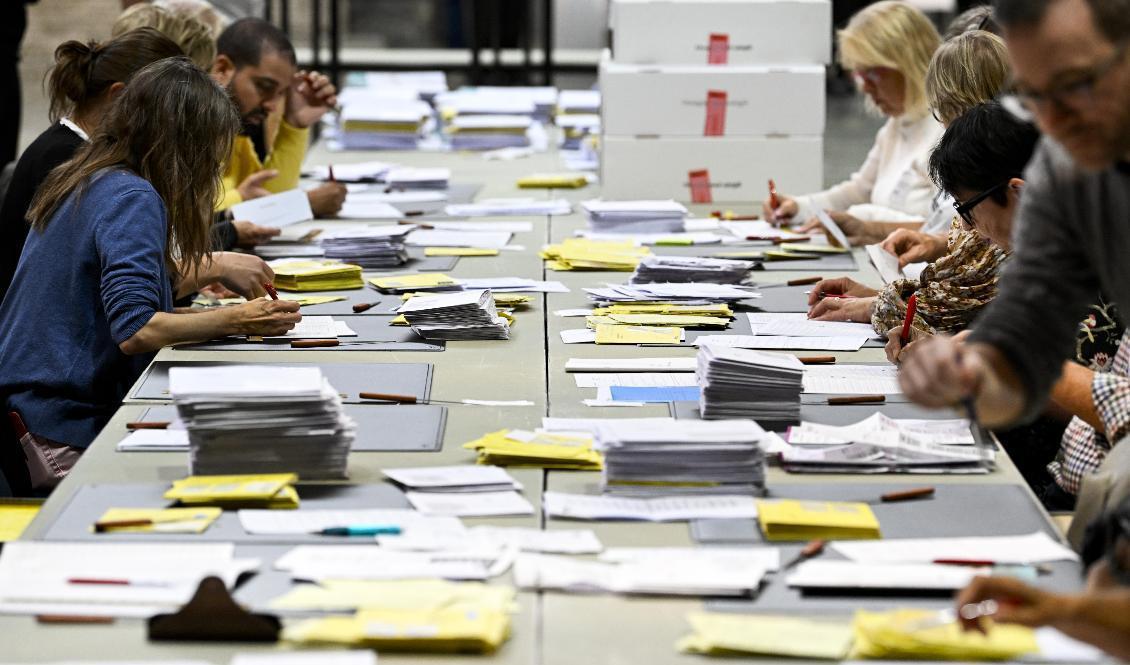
[446, 115, 534, 151]
[630, 255, 755, 285]
[582, 200, 688, 234]
[697, 346, 804, 428]
[169, 365, 354, 479]
[398, 289, 511, 340]
[595, 419, 767, 496]
[338, 98, 432, 150]
[584, 282, 759, 307]
[320, 226, 412, 268]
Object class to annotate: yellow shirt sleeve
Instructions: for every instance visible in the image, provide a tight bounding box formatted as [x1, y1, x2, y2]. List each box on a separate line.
[263, 120, 310, 194]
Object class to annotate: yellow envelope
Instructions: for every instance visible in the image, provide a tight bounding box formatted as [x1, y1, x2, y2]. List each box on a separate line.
[424, 247, 500, 257]
[517, 173, 589, 189]
[594, 324, 682, 345]
[0, 499, 42, 542]
[93, 507, 222, 534]
[756, 499, 881, 541]
[283, 605, 511, 653]
[369, 273, 460, 291]
[463, 430, 603, 470]
[679, 611, 855, 660]
[850, 609, 1038, 661]
[272, 260, 365, 291]
[165, 474, 300, 509]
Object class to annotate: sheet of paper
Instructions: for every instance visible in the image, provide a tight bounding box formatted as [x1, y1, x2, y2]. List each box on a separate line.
[803, 365, 902, 394]
[379, 526, 603, 555]
[695, 334, 867, 351]
[815, 209, 852, 248]
[407, 230, 513, 249]
[383, 465, 518, 489]
[866, 243, 904, 284]
[336, 200, 406, 220]
[600, 547, 779, 572]
[831, 531, 1079, 564]
[169, 365, 325, 397]
[560, 328, 597, 344]
[542, 491, 758, 522]
[594, 324, 683, 345]
[752, 315, 880, 339]
[116, 428, 190, 451]
[609, 386, 701, 402]
[555, 309, 593, 317]
[274, 546, 496, 582]
[239, 509, 465, 536]
[573, 373, 698, 389]
[566, 357, 698, 373]
[424, 220, 533, 232]
[232, 652, 377, 665]
[514, 553, 765, 596]
[230, 189, 313, 228]
[269, 316, 357, 339]
[406, 490, 534, 517]
[786, 560, 981, 591]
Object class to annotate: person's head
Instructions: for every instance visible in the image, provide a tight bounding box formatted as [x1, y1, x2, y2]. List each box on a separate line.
[29, 57, 240, 274]
[929, 102, 1040, 250]
[211, 17, 297, 131]
[838, 1, 942, 118]
[943, 5, 1000, 40]
[112, 3, 216, 69]
[926, 30, 1011, 126]
[994, 0, 1130, 169]
[154, 0, 229, 37]
[46, 27, 184, 124]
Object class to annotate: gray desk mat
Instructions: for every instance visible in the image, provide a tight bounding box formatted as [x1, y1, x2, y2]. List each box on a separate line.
[682, 311, 884, 349]
[691, 483, 1083, 612]
[671, 400, 932, 425]
[278, 290, 402, 316]
[129, 361, 433, 402]
[391, 181, 481, 216]
[743, 284, 815, 313]
[656, 245, 858, 273]
[42, 482, 412, 545]
[363, 249, 459, 274]
[133, 404, 446, 453]
[178, 316, 444, 352]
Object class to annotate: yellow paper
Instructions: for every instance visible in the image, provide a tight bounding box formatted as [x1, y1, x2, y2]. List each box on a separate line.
[777, 243, 849, 254]
[541, 238, 651, 271]
[93, 507, 222, 534]
[594, 303, 733, 318]
[678, 611, 854, 660]
[603, 314, 731, 328]
[283, 295, 349, 307]
[491, 293, 532, 308]
[756, 499, 881, 541]
[369, 273, 459, 291]
[271, 260, 364, 291]
[424, 247, 500, 257]
[517, 173, 588, 189]
[463, 430, 603, 470]
[283, 606, 511, 653]
[0, 499, 42, 542]
[594, 324, 682, 345]
[165, 474, 300, 509]
[270, 579, 517, 613]
[850, 609, 1038, 661]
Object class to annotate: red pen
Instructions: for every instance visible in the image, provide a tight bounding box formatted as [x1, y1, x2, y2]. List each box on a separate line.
[900, 294, 918, 346]
[263, 283, 279, 300]
[932, 559, 995, 567]
[768, 178, 781, 217]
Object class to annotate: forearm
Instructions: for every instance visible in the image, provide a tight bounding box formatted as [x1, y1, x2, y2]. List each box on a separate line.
[1047, 362, 1104, 432]
[119, 309, 237, 354]
[174, 254, 224, 298]
[859, 220, 925, 244]
[262, 121, 309, 193]
[971, 343, 1029, 428]
[1049, 592, 1130, 662]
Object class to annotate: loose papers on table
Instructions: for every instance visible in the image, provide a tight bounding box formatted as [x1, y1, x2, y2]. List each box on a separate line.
[542, 491, 758, 522]
[320, 226, 412, 268]
[630, 255, 754, 285]
[397, 289, 510, 340]
[582, 199, 688, 234]
[513, 552, 766, 597]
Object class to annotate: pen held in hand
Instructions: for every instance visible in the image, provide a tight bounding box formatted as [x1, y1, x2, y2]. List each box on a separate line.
[263, 282, 279, 301]
[900, 294, 918, 346]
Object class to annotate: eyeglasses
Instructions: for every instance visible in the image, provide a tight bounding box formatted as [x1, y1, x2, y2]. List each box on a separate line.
[953, 181, 1009, 228]
[1001, 42, 1128, 121]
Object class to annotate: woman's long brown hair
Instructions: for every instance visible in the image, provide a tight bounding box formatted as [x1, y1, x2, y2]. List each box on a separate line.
[28, 57, 240, 275]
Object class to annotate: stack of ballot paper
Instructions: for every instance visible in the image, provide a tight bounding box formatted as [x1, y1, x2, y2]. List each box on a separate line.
[787, 413, 975, 446]
[270, 259, 364, 291]
[446, 114, 534, 150]
[679, 612, 855, 660]
[348, 71, 449, 101]
[630, 255, 755, 285]
[851, 609, 1038, 661]
[92, 507, 222, 533]
[383, 465, 522, 493]
[369, 272, 462, 293]
[165, 474, 300, 509]
[543, 491, 759, 521]
[697, 346, 804, 426]
[320, 226, 412, 268]
[542, 238, 652, 271]
[339, 98, 432, 150]
[779, 426, 989, 474]
[462, 429, 603, 470]
[594, 419, 768, 496]
[582, 199, 688, 234]
[585, 282, 759, 305]
[592, 303, 734, 318]
[170, 366, 355, 479]
[283, 605, 512, 653]
[756, 499, 881, 541]
[514, 551, 767, 597]
[397, 290, 510, 340]
[385, 167, 451, 190]
[557, 113, 601, 149]
[446, 197, 572, 217]
[557, 89, 600, 115]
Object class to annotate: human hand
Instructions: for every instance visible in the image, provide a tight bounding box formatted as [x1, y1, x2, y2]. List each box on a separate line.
[236, 169, 278, 202]
[233, 221, 282, 248]
[897, 334, 987, 408]
[885, 326, 933, 364]
[228, 297, 302, 337]
[285, 70, 337, 128]
[806, 277, 878, 306]
[761, 195, 798, 225]
[211, 252, 275, 300]
[198, 282, 240, 300]
[808, 295, 874, 323]
[307, 181, 347, 217]
[880, 228, 947, 267]
[955, 576, 1060, 635]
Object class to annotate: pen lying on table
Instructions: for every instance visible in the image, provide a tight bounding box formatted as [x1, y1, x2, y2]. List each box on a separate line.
[826, 394, 886, 405]
[358, 392, 533, 407]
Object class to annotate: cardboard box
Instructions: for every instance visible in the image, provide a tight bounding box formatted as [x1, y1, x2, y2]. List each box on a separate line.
[600, 135, 824, 202]
[600, 58, 825, 136]
[610, 0, 832, 66]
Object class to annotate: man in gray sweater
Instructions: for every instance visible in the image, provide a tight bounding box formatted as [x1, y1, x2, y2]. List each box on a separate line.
[899, 0, 1130, 425]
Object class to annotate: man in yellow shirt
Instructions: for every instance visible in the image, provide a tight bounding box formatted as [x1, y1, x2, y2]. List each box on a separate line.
[209, 17, 345, 226]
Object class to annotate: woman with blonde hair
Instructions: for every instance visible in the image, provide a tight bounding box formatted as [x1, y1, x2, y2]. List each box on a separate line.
[111, 2, 217, 68]
[765, 1, 944, 240]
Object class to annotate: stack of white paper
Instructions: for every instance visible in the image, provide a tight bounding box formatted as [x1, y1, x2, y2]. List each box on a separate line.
[447, 114, 534, 150]
[594, 418, 768, 496]
[170, 366, 354, 479]
[383, 465, 522, 493]
[115, 428, 189, 452]
[273, 545, 504, 581]
[445, 198, 572, 216]
[339, 97, 432, 150]
[542, 491, 759, 522]
[437, 86, 557, 120]
[557, 89, 600, 115]
[697, 346, 804, 426]
[354, 70, 448, 100]
[787, 413, 975, 446]
[305, 160, 394, 183]
[630, 255, 755, 285]
[802, 364, 902, 395]
[778, 433, 989, 473]
[405, 229, 513, 249]
[513, 552, 766, 597]
[268, 316, 357, 340]
[585, 282, 759, 306]
[397, 289, 510, 340]
[786, 560, 981, 591]
[830, 531, 1079, 565]
[385, 167, 450, 190]
[582, 199, 688, 234]
[319, 225, 411, 268]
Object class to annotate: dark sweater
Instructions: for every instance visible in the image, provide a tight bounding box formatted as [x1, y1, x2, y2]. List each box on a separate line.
[0, 121, 84, 306]
[0, 169, 171, 448]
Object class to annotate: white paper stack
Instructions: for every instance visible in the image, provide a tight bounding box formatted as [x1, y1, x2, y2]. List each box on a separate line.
[630, 255, 755, 285]
[697, 346, 804, 426]
[582, 200, 688, 234]
[585, 282, 759, 306]
[557, 113, 601, 150]
[170, 366, 355, 479]
[437, 86, 558, 120]
[397, 289, 510, 340]
[514, 552, 766, 597]
[319, 226, 412, 268]
[383, 465, 522, 493]
[595, 418, 767, 496]
[447, 114, 535, 150]
[445, 198, 572, 217]
[339, 97, 432, 150]
[385, 167, 451, 190]
[557, 89, 601, 115]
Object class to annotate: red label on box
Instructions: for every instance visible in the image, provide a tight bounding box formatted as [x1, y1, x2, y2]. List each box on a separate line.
[707, 33, 729, 65]
[688, 169, 713, 204]
[704, 90, 727, 136]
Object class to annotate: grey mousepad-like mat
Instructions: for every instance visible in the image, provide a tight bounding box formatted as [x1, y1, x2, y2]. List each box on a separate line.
[129, 360, 433, 402]
[363, 249, 459, 274]
[755, 252, 858, 272]
[178, 316, 444, 352]
[131, 403, 446, 453]
[277, 290, 403, 316]
[682, 313, 884, 349]
[744, 284, 817, 313]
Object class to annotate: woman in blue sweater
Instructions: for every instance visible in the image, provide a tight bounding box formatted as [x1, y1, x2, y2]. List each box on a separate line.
[0, 57, 300, 490]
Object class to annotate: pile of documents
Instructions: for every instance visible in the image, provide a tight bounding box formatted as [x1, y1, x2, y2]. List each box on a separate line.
[591, 303, 733, 319]
[446, 114, 534, 150]
[170, 366, 354, 479]
[557, 113, 601, 149]
[850, 609, 1038, 661]
[397, 290, 510, 340]
[385, 167, 451, 190]
[269, 259, 364, 291]
[320, 226, 412, 268]
[339, 97, 432, 150]
[582, 200, 688, 234]
[542, 238, 652, 271]
[629, 255, 754, 285]
[462, 429, 603, 470]
[585, 282, 759, 306]
[779, 435, 989, 474]
[557, 89, 600, 116]
[697, 346, 804, 426]
[787, 413, 974, 446]
[679, 612, 855, 660]
[165, 473, 301, 509]
[446, 197, 572, 217]
[384, 465, 533, 518]
[542, 491, 759, 522]
[594, 419, 767, 496]
[369, 272, 462, 293]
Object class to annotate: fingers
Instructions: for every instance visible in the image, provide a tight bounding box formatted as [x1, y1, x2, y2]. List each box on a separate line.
[885, 328, 903, 364]
[898, 336, 981, 407]
[808, 299, 853, 321]
[797, 218, 821, 233]
[244, 169, 279, 187]
[807, 278, 840, 305]
[955, 576, 1049, 632]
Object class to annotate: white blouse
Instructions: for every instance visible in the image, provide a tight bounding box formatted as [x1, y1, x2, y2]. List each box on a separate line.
[795, 112, 945, 223]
